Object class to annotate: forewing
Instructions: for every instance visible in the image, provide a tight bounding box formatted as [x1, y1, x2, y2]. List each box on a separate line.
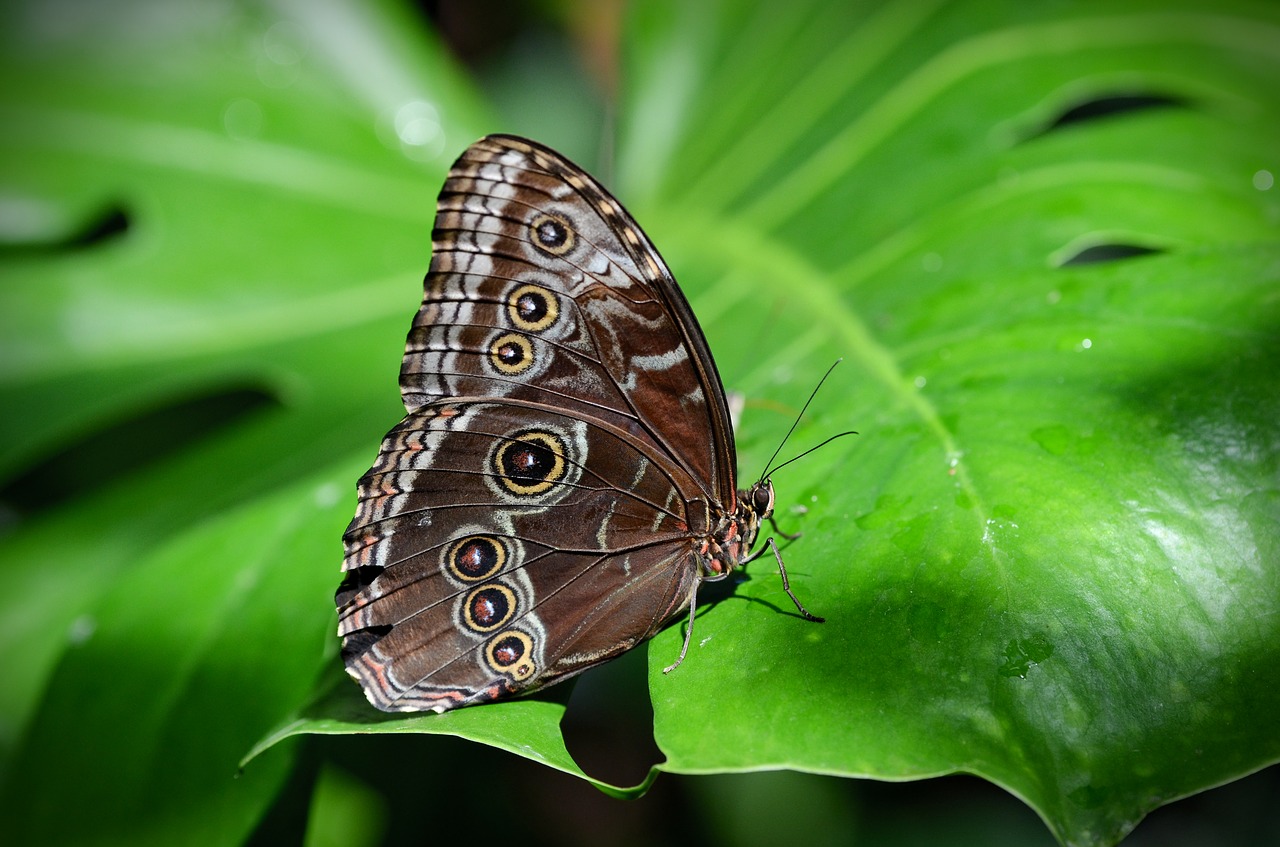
[400, 134, 737, 501]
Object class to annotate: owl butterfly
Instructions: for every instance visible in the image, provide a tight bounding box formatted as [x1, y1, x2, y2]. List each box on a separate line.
[337, 134, 823, 713]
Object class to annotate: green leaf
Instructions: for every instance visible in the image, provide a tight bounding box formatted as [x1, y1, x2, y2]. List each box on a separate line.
[1, 457, 356, 845]
[303, 763, 388, 847]
[621, 2, 1280, 845]
[0, 0, 489, 842]
[2, 1, 1277, 846]
[243, 666, 654, 800]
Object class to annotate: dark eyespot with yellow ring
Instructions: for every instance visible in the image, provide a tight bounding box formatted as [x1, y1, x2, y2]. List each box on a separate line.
[485, 630, 535, 681]
[507, 284, 559, 332]
[446, 535, 507, 583]
[488, 332, 534, 375]
[462, 583, 517, 633]
[529, 212, 575, 256]
[492, 429, 566, 496]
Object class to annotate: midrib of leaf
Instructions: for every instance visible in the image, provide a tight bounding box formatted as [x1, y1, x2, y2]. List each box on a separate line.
[733, 11, 1280, 231]
[670, 209, 989, 563]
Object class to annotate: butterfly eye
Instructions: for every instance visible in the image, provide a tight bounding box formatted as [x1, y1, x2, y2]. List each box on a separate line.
[461, 584, 517, 632]
[752, 486, 773, 515]
[507, 284, 559, 332]
[484, 630, 536, 681]
[528, 211, 575, 256]
[491, 429, 567, 496]
[446, 535, 507, 582]
[488, 332, 534, 374]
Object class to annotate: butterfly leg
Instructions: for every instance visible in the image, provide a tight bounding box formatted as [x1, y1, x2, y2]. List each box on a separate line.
[764, 537, 825, 623]
[768, 513, 803, 542]
[663, 589, 699, 674]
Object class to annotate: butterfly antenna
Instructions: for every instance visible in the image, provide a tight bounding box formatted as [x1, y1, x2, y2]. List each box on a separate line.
[760, 358, 845, 482]
[764, 429, 859, 478]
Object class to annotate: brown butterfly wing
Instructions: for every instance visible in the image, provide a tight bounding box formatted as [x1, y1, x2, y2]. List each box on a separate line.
[399, 134, 737, 501]
[338, 135, 740, 712]
[338, 401, 705, 712]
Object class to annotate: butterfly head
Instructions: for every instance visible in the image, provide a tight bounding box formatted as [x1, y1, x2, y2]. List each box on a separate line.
[737, 478, 776, 556]
[747, 478, 775, 523]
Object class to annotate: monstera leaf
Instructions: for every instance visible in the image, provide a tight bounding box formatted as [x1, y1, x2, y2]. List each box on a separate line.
[1, 1, 1276, 846]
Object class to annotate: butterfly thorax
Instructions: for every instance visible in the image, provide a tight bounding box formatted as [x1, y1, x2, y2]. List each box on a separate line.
[700, 479, 774, 581]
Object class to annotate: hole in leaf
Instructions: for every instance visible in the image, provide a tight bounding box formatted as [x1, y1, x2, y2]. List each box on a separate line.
[1022, 92, 1187, 142]
[68, 204, 130, 248]
[1058, 243, 1163, 267]
[1051, 93, 1185, 129]
[0, 200, 130, 254]
[0, 386, 277, 521]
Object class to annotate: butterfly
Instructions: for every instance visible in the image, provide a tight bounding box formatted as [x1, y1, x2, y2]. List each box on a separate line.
[336, 134, 822, 712]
